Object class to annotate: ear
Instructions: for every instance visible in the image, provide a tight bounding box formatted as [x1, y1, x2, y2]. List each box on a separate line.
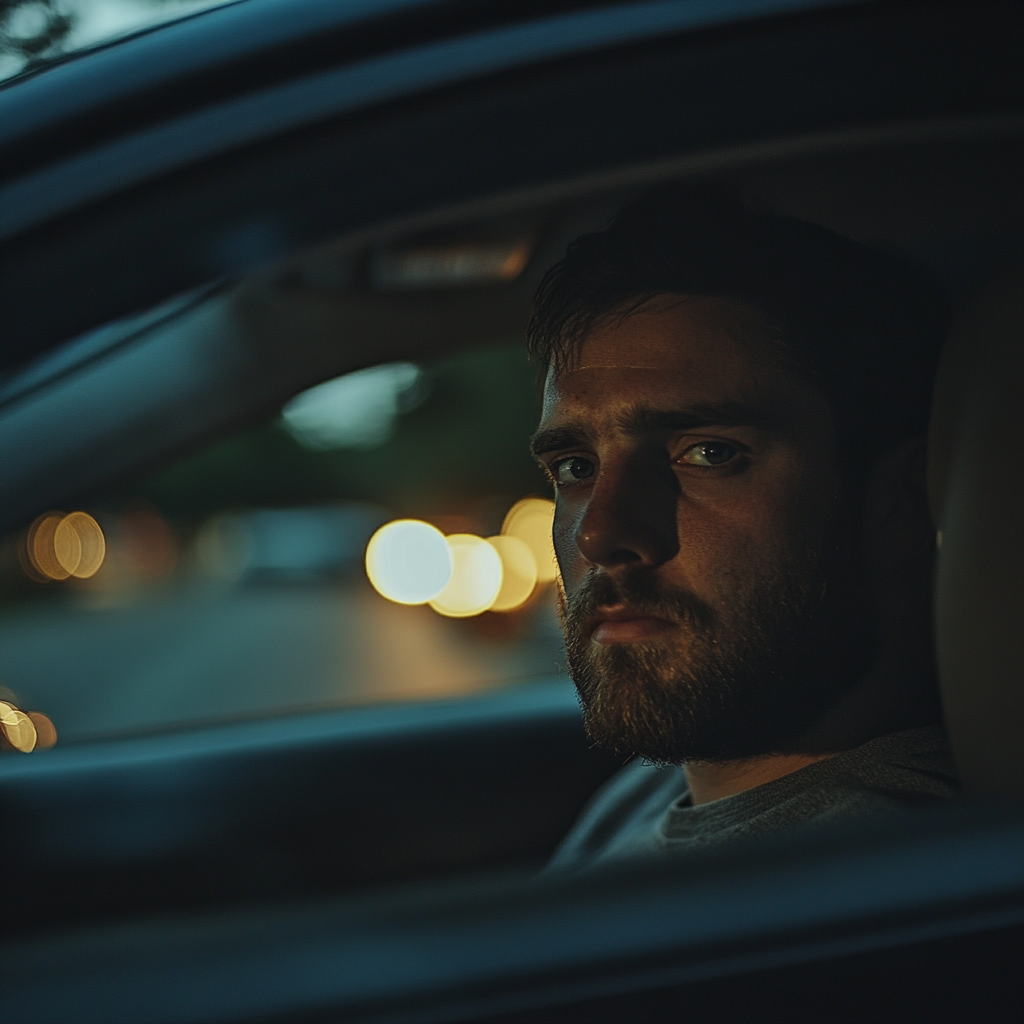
[861, 435, 934, 575]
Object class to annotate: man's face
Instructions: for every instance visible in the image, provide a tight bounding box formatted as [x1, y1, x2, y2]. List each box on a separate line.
[533, 296, 868, 762]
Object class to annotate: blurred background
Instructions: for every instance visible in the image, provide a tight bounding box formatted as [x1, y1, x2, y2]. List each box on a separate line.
[0, 0, 598, 746]
[0, 340, 569, 742]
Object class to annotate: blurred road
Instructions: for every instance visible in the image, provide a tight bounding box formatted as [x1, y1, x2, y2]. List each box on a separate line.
[0, 583, 567, 741]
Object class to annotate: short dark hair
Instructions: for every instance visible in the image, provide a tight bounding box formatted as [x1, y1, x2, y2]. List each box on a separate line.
[527, 187, 950, 489]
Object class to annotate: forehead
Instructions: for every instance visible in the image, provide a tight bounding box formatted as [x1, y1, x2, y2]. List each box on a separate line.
[540, 296, 806, 425]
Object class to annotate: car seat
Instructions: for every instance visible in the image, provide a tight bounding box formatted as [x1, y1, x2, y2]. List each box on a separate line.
[928, 267, 1024, 798]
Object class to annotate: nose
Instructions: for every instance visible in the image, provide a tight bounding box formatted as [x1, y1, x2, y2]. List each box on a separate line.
[572, 452, 679, 569]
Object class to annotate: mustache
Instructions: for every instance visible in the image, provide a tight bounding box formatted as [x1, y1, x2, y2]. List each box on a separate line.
[561, 567, 718, 634]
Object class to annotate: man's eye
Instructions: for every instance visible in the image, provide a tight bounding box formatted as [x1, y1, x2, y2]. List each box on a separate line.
[553, 457, 596, 484]
[681, 442, 739, 467]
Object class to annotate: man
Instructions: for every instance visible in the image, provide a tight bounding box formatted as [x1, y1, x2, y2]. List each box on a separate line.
[528, 189, 959, 867]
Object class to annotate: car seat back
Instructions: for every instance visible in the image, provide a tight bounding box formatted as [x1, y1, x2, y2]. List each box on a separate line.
[928, 267, 1024, 798]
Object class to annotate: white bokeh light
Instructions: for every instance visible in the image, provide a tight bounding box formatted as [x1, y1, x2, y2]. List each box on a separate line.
[365, 520, 453, 605]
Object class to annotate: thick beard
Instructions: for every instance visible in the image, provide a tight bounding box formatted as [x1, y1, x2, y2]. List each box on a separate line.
[559, 541, 870, 764]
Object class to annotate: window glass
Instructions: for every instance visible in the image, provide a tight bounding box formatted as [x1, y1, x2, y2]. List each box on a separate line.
[0, 0, 236, 82]
[0, 341, 568, 743]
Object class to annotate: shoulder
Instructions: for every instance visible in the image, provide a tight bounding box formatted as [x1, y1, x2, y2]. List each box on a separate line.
[547, 759, 689, 871]
[829, 725, 959, 800]
[749, 725, 960, 830]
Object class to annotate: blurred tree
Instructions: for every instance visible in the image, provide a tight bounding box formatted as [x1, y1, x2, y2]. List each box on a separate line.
[0, 0, 73, 65]
[125, 342, 551, 526]
[1, 0, 211, 77]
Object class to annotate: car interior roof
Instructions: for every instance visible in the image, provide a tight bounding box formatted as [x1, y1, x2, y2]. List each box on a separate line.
[1, 125, 1021, 534]
[267, 128, 1024, 369]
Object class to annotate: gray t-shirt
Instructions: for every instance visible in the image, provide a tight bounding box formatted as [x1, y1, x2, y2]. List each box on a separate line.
[550, 726, 959, 870]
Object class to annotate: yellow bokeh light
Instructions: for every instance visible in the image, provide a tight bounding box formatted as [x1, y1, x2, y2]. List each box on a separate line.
[26, 511, 106, 581]
[0, 702, 37, 753]
[502, 498, 558, 583]
[53, 515, 82, 574]
[27, 513, 69, 580]
[365, 519, 453, 604]
[429, 534, 504, 618]
[58, 512, 106, 578]
[486, 534, 538, 612]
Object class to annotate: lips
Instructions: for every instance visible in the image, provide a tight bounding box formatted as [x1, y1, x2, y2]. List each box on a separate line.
[588, 607, 675, 644]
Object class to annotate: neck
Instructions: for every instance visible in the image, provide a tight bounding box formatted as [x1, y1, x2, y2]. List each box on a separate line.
[684, 752, 834, 805]
[682, 625, 942, 807]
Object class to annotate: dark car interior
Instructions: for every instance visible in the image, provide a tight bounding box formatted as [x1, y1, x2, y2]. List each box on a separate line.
[0, 1, 1021, 1021]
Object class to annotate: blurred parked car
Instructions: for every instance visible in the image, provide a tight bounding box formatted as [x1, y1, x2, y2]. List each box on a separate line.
[197, 503, 388, 581]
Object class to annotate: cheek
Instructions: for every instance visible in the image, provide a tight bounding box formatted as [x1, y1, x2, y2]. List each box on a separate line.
[670, 457, 839, 595]
[666, 507, 754, 595]
[552, 502, 582, 577]
[769, 448, 843, 552]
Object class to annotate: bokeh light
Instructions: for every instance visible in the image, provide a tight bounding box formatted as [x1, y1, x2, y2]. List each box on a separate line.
[27, 712, 57, 750]
[0, 701, 37, 753]
[53, 515, 82, 575]
[366, 519, 453, 604]
[502, 498, 558, 583]
[486, 535, 538, 612]
[57, 512, 106, 578]
[27, 513, 68, 580]
[429, 534, 504, 617]
[25, 511, 106, 581]
[365, 499, 557, 617]
[118, 508, 176, 577]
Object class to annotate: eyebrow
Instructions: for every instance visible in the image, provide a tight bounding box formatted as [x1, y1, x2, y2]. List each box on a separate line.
[530, 426, 590, 458]
[616, 401, 779, 434]
[530, 402, 777, 459]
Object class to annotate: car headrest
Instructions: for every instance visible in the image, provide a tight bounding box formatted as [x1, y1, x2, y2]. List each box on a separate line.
[928, 268, 1024, 799]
